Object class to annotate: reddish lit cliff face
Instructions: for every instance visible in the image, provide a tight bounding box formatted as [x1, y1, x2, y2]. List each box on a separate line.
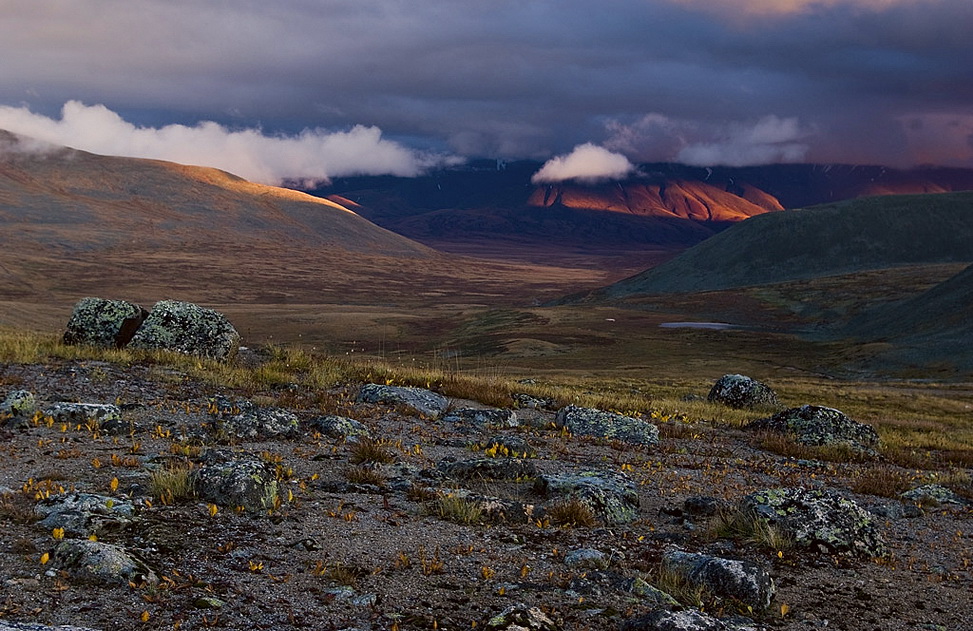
[527, 179, 784, 222]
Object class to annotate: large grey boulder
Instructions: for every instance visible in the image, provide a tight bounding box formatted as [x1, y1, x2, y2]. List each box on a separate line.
[535, 470, 639, 524]
[707, 374, 779, 409]
[192, 452, 279, 510]
[51, 540, 157, 586]
[208, 396, 299, 440]
[747, 405, 879, 454]
[741, 487, 887, 558]
[554, 405, 659, 447]
[62, 297, 147, 348]
[128, 300, 239, 361]
[356, 384, 449, 419]
[662, 549, 775, 611]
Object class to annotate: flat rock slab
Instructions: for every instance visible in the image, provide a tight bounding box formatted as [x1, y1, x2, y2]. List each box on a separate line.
[52, 540, 157, 586]
[741, 487, 887, 558]
[193, 453, 279, 511]
[622, 610, 765, 631]
[36, 492, 135, 537]
[536, 470, 640, 524]
[209, 396, 299, 439]
[356, 384, 449, 419]
[555, 405, 659, 447]
[44, 403, 121, 425]
[747, 405, 879, 453]
[707, 374, 780, 409]
[662, 549, 775, 610]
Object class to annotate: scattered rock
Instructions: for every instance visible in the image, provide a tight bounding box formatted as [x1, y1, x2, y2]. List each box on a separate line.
[1, 390, 36, 419]
[486, 604, 559, 630]
[192, 452, 279, 510]
[535, 470, 640, 524]
[209, 396, 299, 440]
[707, 374, 780, 409]
[554, 405, 659, 447]
[51, 540, 157, 585]
[512, 393, 556, 410]
[438, 457, 537, 480]
[36, 492, 135, 537]
[747, 405, 879, 454]
[310, 415, 371, 440]
[479, 434, 536, 458]
[662, 548, 776, 611]
[622, 609, 763, 631]
[44, 402, 121, 425]
[684, 496, 725, 518]
[867, 501, 924, 519]
[563, 548, 610, 570]
[62, 297, 148, 349]
[741, 487, 887, 558]
[356, 384, 449, 419]
[128, 300, 240, 361]
[901, 484, 970, 507]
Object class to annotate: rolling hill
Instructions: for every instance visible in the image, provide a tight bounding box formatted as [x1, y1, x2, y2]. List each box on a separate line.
[591, 191, 973, 298]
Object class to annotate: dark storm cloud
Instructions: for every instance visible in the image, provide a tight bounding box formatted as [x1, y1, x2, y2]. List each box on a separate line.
[0, 0, 970, 178]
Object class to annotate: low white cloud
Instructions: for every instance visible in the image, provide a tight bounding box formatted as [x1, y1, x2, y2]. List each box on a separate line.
[531, 143, 635, 184]
[0, 100, 452, 185]
[676, 116, 809, 166]
[669, 0, 906, 17]
[605, 114, 809, 166]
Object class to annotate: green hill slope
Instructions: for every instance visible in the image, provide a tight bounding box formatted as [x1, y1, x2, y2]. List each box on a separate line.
[597, 192, 973, 298]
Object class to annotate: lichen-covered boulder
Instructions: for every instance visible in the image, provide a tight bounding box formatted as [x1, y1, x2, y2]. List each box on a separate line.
[44, 402, 121, 425]
[707, 374, 780, 409]
[486, 604, 559, 630]
[901, 484, 970, 508]
[51, 540, 157, 585]
[662, 549, 775, 611]
[622, 610, 764, 631]
[356, 384, 449, 419]
[62, 297, 147, 348]
[747, 405, 879, 454]
[741, 487, 887, 558]
[554, 405, 659, 448]
[36, 492, 135, 537]
[128, 300, 239, 361]
[192, 452, 279, 510]
[438, 457, 537, 481]
[310, 415, 371, 440]
[208, 396, 298, 440]
[535, 470, 639, 524]
[1, 390, 36, 419]
[624, 577, 680, 606]
[512, 393, 556, 410]
[442, 407, 519, 429]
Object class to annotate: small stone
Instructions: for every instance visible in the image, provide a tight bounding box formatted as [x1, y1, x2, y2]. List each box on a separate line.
[310, 415, 371, 439]
[662, 549, 776, 611]
[193, 452, 279, 511]
[52, 540, 157, 586]
[1, 390, 37, 418]
[194, 596, 225, 609]
[563, 548, 610, 570]
[45, 402, 121, 425]
[486, 604, 559, 630]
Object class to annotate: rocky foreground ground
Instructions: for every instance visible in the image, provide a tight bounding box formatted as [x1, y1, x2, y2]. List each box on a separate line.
[0, 356, 971, 631]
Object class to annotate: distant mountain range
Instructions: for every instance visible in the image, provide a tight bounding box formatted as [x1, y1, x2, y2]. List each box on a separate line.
[310, 160, 973, 254]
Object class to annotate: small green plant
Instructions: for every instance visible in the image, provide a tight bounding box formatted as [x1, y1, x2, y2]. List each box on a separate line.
[545, 498, 597, 528]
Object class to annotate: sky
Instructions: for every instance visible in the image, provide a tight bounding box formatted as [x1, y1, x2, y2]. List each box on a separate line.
[1, 0, 971, 184]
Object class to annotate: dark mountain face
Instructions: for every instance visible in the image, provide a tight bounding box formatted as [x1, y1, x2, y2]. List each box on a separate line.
[306, 161, 973, 255]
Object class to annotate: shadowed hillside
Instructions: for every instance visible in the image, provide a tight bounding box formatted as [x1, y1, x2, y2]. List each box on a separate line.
[592, 192, 973, 298]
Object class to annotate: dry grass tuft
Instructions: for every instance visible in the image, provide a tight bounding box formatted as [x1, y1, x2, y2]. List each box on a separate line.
[432, 493, 483, 525]
[707, 507, 794, 552]
[344, 465, 386, 488]
[545, 497, 597, 528]
[148, 462, 195, 505]
[348, 438, 396, 465]
[849, 465, 916, 498]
